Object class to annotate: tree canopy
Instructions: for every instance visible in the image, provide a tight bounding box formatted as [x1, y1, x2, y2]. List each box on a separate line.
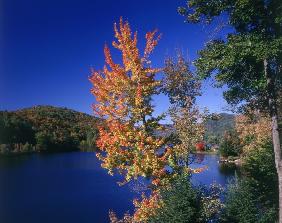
[179, 0, 282, 111]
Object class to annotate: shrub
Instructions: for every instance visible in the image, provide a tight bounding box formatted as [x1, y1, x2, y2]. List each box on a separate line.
[148, 175, 223, 223]
[221, 177, 258, 223]
[148, 175, 201, 223]
[0, 144, 12, 154]
[220, 174, 278, 223]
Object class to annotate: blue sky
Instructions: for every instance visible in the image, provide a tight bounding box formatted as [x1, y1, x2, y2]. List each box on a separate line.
[1, 0, 231, 116]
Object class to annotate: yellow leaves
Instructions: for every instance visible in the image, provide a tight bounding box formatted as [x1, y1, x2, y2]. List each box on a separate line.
[133, 192, 162, 222]
[90, 17, 161, 123]
[170, 105, 205, 157]
[90, 17, 207, 223]
[191, 166, 208, 174]
[235, 112, 271, 153]
[112, 17, 140, 73]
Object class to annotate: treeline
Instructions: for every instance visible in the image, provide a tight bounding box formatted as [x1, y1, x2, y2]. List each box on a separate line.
[0, 106, 100, 155]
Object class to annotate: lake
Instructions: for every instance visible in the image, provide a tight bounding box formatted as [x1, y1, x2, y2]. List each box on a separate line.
[0, 152, 237, 223]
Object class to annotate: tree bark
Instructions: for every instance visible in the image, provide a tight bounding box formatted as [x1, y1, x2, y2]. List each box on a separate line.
[264, 59, 282, 223]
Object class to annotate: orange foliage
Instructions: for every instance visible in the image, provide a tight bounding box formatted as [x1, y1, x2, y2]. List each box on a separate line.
[133, 192, 162, 222]
[91, 18, 206, 223]
[235, 112, 271, 153]
[90, 18, 172, 184]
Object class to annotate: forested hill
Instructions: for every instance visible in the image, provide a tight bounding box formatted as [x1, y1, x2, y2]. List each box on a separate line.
[158, 113, 236, 143]
[14, 105, 99, 139]
[0, 106, 100, 154]
[0, 106, 235, 154]
[205, 113, 236, 143]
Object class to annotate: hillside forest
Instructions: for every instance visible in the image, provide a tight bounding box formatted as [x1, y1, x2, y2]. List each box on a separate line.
[0, 106, 100, 154]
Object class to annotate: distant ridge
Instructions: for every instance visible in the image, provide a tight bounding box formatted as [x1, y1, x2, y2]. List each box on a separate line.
[12, 105, 100, 132]
[0, 105, 100, 152]
[205, 113, 235, 138]
[158, 113, 236, 141]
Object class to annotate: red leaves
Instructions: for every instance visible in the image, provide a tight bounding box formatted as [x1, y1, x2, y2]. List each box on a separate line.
[133, 192, 162, 222]
[195, 142, 205, 151]
[90, 18, 207, 223]
[144, 29, 161, 61]
[89, 17, 165, 185]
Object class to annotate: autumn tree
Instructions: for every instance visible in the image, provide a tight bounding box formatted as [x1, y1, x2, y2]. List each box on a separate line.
[89, 18, 176, 222]
[90, 17, 175, 184]
[90, 18, 208, 222]
[235, 112, 272, 153]
[162, 54, 205, 166]
[179, 0, 282, 221]
[162, 54, 201, 108]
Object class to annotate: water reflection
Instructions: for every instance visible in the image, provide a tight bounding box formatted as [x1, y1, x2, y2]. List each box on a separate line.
[218, 163, 238, 176]
[0, 152, 238, 223]
[194, 153, 205, 163]
[0, 152, 136, 223]
[190, 154, 237, 187]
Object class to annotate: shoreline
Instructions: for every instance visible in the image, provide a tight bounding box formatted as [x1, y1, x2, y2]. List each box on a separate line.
[191, 151, 219, 155]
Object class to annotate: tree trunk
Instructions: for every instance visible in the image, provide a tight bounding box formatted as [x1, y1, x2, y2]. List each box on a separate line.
[279, 160, 282, 223]
[273, 114, 282, 223]
[264, 59, 282, 223]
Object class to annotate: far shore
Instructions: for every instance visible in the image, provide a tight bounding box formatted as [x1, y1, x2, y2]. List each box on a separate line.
[191, 150, 219, 155]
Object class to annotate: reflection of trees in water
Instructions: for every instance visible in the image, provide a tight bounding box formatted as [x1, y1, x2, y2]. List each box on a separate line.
[0, 154, 31, 168]
[194, 154, 205, 163]
[219, 163, 238, 176]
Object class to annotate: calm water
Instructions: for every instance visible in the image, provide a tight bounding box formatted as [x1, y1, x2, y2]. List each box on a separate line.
[0, 152, 236, 223]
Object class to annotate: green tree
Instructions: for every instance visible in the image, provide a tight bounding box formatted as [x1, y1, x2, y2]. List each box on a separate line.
[222, 175, 277, 223]
[148, 175, 223, 223]
[219, 130, 242, 157]
[179, 1, 282, 220]
[243, 141, 278, 212]
[79, 129, 98, 151]
[221, 177, 259, 223]
[162, 53, 206, 168]
[148, 176, 201, 223]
